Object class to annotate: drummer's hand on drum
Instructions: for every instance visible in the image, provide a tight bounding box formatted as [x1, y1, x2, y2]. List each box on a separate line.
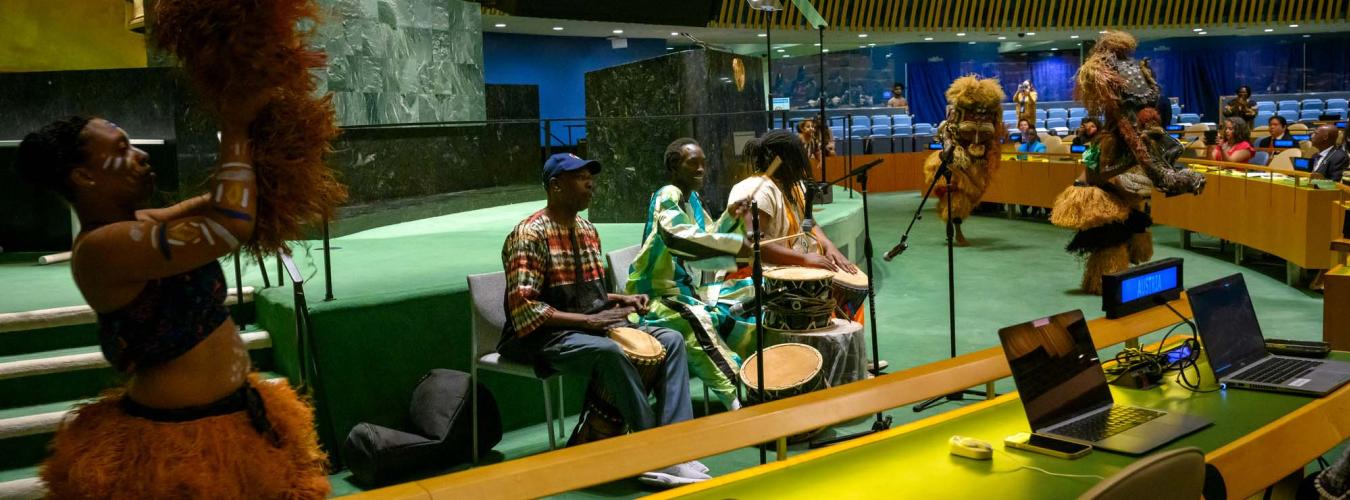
[802, 253, 839, 271]
[586, 306, 636, 331]
[727, 198, 752, 220]
[826, 247, 857, 273]
[613, 294, 650, 315]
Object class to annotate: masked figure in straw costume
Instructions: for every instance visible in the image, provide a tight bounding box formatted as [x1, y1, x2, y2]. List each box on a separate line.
[923, 76, 1005, 247]
[1051, 31, 1206, 294]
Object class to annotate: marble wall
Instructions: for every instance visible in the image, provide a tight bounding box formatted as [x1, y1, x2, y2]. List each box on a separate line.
[585, 49, 767, 223]
[315, 0, 485, 126]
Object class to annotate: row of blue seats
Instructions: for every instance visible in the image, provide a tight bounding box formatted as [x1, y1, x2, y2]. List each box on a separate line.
[828, 123, 936, 138]
[1002, 108, 1090, 121]
[1255, 109, 1347, 124]
[832, 134, 937, 155]
[1252, 98, 1349, 113]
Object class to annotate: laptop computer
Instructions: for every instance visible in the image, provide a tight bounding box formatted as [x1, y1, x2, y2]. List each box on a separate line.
[1189, 274, 1350, 396]
[998, 310, 1212, 455]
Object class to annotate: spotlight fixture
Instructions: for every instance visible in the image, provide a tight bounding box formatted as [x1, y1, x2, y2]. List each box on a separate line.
[783, 54, 790, 58]
[1098, 30, 1108, 34]
[813, 43, 821, 46]
[1264, 28, 1275, 32]
[552, 26, 564, 31]
[823, 48, 831, 52]
[859, 44, 866, 48]
[494, 23, 506, 28]
[859, 33, 869, 38]
[1303, 34, 1312, 38]
[612, 29, 624, 34]
[1070, 35, 1079, 39]
[957, 32, 966, 36]
[667, 47, 674, 50]
[923, 36, 934, 41]
[776, 48, 785, 52]
[1290, 24, 1300, 28]
[1198, 31, 1208, 35]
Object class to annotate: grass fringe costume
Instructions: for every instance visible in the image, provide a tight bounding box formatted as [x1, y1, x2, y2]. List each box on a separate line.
[923, 76, 1006, 246]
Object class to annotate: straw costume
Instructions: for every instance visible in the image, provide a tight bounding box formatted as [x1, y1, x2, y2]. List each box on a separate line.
[923, 76, 1006, 246]
[1051, 31, 1206, 294]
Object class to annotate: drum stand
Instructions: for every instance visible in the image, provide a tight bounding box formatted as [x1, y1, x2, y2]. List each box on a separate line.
[884, 148, 996, 413]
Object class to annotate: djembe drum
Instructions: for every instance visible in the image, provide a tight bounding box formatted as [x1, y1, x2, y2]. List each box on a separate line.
[831, 268, 870, 323]
[741, 343, 827, 442]
[761, 267, 835, 331]
[569, 327, 666, 446]
[766, 319, 867, 388]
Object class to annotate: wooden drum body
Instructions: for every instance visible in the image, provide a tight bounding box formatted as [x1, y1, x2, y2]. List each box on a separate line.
[740, 343, 825, 404]
[831, 268, 869, 322]
[762, 267, 836, 331]
[767, 319, 867, 389]
[570, 327, 666, 446]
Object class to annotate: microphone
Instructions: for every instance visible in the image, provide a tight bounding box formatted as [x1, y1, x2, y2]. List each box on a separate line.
[883, 236, 908, 261]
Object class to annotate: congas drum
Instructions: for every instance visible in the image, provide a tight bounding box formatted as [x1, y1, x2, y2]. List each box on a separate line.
[740, 343, 825, 404]
[831, 268, 869, 322]
[569, 327, 666, 446]
[762, 267, 836, 331]
[766, 319, 867, 389]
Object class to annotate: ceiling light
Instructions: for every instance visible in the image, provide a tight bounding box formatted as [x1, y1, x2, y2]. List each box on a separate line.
[552, 26, 563, 31]
[1290, 24, 1300, 28]
[822, 49, 830, 52]
[612, 29, 623, 34]
[493, 23, 506, 28]
[997, 36, 1006, 40]
[783, 54, 790, 58]
[776, 48, 785, 52]
[1198, 31, 1207, 35]
[923, 37, 934, 41]
[1303, 34, 1312, 38]
[1264, 28, 1274, 32]
[1026, 32, 1036, 36]
[1193, 28, 1203, 32]
[867, 43, 876, 47]
[1070, 35, 1079, 39]
[859, 44, 866, 48]
[859, 33, 869, 38]
[757, 33, 767, 37]
[1098, 30, 1108, 34]
[670, 32, 679, 36]
[968, 41, 976, 45]
[957, 32, 966, 37]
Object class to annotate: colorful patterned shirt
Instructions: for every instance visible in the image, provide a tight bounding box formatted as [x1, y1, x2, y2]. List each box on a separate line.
[626, 186, 743, 299]
[500, 210, 608, 341]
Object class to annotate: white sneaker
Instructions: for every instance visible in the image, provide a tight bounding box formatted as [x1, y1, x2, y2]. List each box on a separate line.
[689, 460, 710, 475]
[727, 398, 742, 411]
[638, 462, 711, 489]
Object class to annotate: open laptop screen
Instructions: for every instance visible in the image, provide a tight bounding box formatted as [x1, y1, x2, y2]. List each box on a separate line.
[998, 310, 1113, 431]
[1188, 273, 1267, 377]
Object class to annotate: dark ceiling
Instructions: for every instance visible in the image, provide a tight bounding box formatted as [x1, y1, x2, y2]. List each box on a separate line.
[480, 0, 724, 27]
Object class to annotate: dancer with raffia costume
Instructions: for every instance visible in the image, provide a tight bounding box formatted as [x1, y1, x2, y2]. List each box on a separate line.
[1051, 31, 1206, 294]
[923, 76, 1006, 247]
[18, 1, 346, 497]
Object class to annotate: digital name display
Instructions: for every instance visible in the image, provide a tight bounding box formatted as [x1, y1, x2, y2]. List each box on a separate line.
[1166, 124, 1184, 131]
[1119, 267, 1178, 303]
[1338, 121, 1347, 129]
[1292, 134, 1312, 141]
[928, 141, 944, 150]
[1102, 257, 1184, 319]
[1292, 157, 1312, 171]
[1168, 133, 1183, 139]
[1273, 139, 1296, 148]
[1009, 133, 1022, 142]
[1070, 144, 1087, 153]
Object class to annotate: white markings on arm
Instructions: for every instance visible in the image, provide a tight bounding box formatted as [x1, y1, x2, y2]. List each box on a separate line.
[204, 219, 240, 249]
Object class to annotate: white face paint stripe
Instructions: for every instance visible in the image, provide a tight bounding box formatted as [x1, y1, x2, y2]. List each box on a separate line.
[240, 188, 250, 208]
[216, 170, 254, 181]
[102, 157, 113, 170]
[149, 225, 160, 250]
[194, 222, 216, 246]
[221, 162, 253, 169]
[113, 157, 123, 170]
[215, 184, 224, 202]
[204, 219, 240, 249]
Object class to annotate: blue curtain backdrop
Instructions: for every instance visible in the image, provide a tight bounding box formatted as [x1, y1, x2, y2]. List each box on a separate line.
[771, 32, 1350, 124]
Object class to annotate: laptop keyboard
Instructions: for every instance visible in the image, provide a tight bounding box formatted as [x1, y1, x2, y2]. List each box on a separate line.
[1230, 357, 1322, 385]
[1053, 406, 1164, 442]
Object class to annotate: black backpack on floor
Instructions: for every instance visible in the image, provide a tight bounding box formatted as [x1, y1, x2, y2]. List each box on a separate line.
[343, 369, 501, 487]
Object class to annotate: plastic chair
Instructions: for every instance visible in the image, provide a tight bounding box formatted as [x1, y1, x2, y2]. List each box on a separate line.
[1048, 108, 1069, 120]
[1255, 101, 1277, 113]
[1327, 98, 1349, 109]
[1046, 117, 1067, 130]
[1036, 119, 1047, 130]
[1034, 108, 1048, 121]
[467, 272, 566, 463]
[1178, 113, 1201, 124]
[1278, 100, 1303, 111]
[1301, 110, 1323, 122]
[1303, 99, 1325, 111]
[1251, 150, 1270, 166]
[894, 115, 913, 127]
[1068, 117, 1083, 130]
[1069, 107, 1087, 118]
[848, 125, 870, 138]
[1077, 447, 1205, 500]
[829, 126, 844, 139]
[1268, 148, 1301, 171]
[1278, 110, 1300, 123]
[1326, 108, 1347, 119]
[850, 116, 871, 128]
[870, 115, 893, 127]
[1255, 111, 1275, 125]
[871, 125, 893, 137]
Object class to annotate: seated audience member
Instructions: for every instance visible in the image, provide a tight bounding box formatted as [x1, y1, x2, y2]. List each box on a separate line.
[1071, 117, 1101, 147]
[1016, 119, 1047, 154]
[498, 153, 709, 487]
[1256, 115, 1293, 149]
[886, 82, 908, 109]
[1210, 117, 1255, 164]
[1309, 124, 1348, 182]
[1222, 85, 1257, 127]
[627, 139, 754, 410]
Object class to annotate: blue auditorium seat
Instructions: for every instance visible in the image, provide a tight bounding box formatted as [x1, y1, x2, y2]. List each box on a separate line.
[851, 116, 871, 127]
[1300, 110, 1322, 122]
[1302, 99, 1324, 111]
[1278, 100, 1302, 112]
[1046, 118, 1067, 129]
[1035, 109, 1048, 121]
[913, 123, 934, 135]
[1251, 151, 1270, 166]
[849, 125, 870, 138]
[1068, 117, 1083, 130]
[1255, 112, 1275, 125]
[1047, 109, 1069, 120]
[1327, 98, 1349, 110]
[1255, 101, 1276, 113]
[870, 115, 893, 127]
[893, 125, 914, 136]
[871, 125, 892, 136]
[868, 135, 892, 154]
[1171, 104, 1183, 116]
[834, 138, 845, 155]
[894, 115, 913, 127]
[1278, 110, 1300, 123]
[1326, 108, 1347, 119]
[1036, 119, 1047, 130]
[1069, 108, 1087, 119]
[829, 126, 844, 139]
[1178, 113, 1201, 124]
[893, 135, 914, 153]
[1002, 110, 1018, 122]
[849, 137, 865, 155]
[1005, 120, 1019, 131]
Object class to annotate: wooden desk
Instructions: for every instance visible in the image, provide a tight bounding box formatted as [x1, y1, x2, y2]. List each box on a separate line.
[1150, 165, 1345, 276]
[981, 155, 1082, 209]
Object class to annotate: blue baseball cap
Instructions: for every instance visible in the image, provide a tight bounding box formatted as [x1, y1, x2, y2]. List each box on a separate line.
[541, 153, 601, 184]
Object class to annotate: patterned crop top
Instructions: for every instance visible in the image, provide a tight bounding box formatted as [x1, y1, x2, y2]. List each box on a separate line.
[97, 260, 231, 372]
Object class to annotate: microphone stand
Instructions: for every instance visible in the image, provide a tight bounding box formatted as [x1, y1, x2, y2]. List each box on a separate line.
[750, 200, 768, 465]
[806, 158, 894, 448]
[882, 147, 994, 412]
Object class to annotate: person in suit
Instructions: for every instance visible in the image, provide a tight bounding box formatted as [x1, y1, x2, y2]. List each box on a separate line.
[1255, 115, 1293, 150]
[1309, 124, 1348, 182]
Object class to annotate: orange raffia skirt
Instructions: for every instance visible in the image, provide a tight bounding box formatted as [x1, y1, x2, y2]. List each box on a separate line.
[41, 373, 329, 499]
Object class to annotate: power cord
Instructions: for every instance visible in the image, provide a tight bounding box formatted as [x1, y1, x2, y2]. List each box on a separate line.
[990, 447, 1106, 481]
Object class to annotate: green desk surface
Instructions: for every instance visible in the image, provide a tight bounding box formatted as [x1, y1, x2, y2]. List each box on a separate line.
[672, 352, 1350, 499]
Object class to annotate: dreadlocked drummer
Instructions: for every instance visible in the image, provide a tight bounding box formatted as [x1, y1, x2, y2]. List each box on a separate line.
[16, 100, 329, 497]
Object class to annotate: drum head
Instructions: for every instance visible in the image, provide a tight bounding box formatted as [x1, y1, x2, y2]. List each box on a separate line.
[833, 269, 869, 288]
[607, 327, 664, 360]
[741, 343, 824, 391]
[764, 267, 835, 282]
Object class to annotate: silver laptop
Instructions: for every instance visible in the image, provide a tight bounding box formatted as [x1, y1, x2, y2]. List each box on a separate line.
[998, 310, 1212, 455]
[1189, 274, 1350, 396]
